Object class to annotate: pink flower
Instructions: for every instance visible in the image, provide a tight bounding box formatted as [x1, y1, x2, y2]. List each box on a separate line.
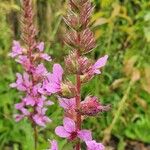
[58, 97, 76, 120]
[37, 42, 44, 52]
[33, 63, 48, 80]
[16, 55, 32, 71]
[14, 114, 25, 122]
[55, 117, 92, 141]
[45, 64, 63, 93]
[23, 95, 35, 106]
[15, 102, 30, 116]
[40, 53, 52, 61]
[58, 97, 76, 110]
[23, 95, 48, 107]
[9, 41, 23, 57]
[92, 55, 108, 74]
[86, 140, 105, 150]
[37, 42, 52, 61]
[48, 140, 58, 150]
[33, 107, 52, 127]
[10, 72, 32, 92]
[79, 96, 110, 116]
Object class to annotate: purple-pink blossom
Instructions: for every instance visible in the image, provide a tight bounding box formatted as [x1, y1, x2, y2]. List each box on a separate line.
[45, 64, 63, 93]
[86, 140, 105, 150]
[48, 140, 58, 150]
[10, 40, 56, 127]
[10, 72, 32, 92]
[55, 117, 92, 141]
[33, 107, 52, 127]
[36, 42, 52, 61]
[92, 55, 108, 74]
[58, 97, 76, 110]
[37, 42, 44, 52]
[9, 41, 23, 57]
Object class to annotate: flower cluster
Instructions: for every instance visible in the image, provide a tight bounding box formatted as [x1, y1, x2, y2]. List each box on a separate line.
[48, 0, 110, 149]
[10, 41, 53, 127]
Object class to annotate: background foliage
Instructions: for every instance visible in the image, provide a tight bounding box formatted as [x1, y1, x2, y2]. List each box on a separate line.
[0, 0, 150, 150]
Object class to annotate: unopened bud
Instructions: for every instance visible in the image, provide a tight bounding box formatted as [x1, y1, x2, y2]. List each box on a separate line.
[80, 1, 94, 28]
[65, 52, 92, 75]
[60, 82, 76, 98]
[78, 96, 110, 116]
[65, 28, 96, 54]
[63, 11, 79, 30]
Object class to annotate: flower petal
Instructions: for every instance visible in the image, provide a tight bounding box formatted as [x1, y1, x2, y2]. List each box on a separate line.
[55, 126, 70, 138]
[53, 64, 63, 82]
[58, 97, 76, 110]
[77, 129, 92, 141]
[86, 140, 105, 150]
[49, 140, 58, 150]
[37, 42, 44, 52]
[63, 117, 76, 133]
[94, 55, 108, 69]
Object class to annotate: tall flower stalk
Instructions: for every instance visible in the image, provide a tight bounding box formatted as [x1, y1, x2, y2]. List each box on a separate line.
[48, 0, 110, 150]
[10, 0, 53, 150]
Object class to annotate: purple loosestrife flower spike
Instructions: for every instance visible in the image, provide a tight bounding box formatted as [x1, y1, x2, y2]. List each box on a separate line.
[10, 0, 56, 128]
[49, 0, 109, 149]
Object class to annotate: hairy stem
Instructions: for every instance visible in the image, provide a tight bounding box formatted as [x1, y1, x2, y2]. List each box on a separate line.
[75, 74, 81, 150]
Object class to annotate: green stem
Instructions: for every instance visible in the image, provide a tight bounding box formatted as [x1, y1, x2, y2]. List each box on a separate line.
[33, 124, 38, 150]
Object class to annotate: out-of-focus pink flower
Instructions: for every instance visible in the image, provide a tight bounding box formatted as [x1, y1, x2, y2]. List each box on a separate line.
[15, 102, 30, 116]
[17, 55, 32, 71]
[58, 97, 76, 120]
[10, 72, 32, 92]
[33, 63, 48, 80]
[45, 64, 63, 93]
[79, 96, 110, 116]
[33, 107, 52, 127]
[55, 117, 92, 141]
[37, 42, 44, 52]
[40, 53, 52, 61]
[80, 55, 108, 83]
[9, 41, 23, 57]
[92, 55, 108, 74]
[86, 140, 105, 150]
[14, 114, 25, 122]
[36, 42, 52, 61]
[58, 97, 76, 110]
[48, 140, 58, 150]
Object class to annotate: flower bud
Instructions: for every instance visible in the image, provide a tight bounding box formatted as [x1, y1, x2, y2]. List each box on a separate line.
[79, 28, 96, 54]
[60, 82, 76, 98]
[65, 52, 92, 75]
[63, 11, 79, 30]
[69, 0, 79, 12]
[65, 28, 95, 54]
[80, 1, 94, 28]
[78, 96, 110, 116]
[80, 73, 93, 83]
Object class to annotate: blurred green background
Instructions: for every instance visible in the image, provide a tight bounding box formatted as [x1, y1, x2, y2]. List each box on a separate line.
[0, 0, 150, 150]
